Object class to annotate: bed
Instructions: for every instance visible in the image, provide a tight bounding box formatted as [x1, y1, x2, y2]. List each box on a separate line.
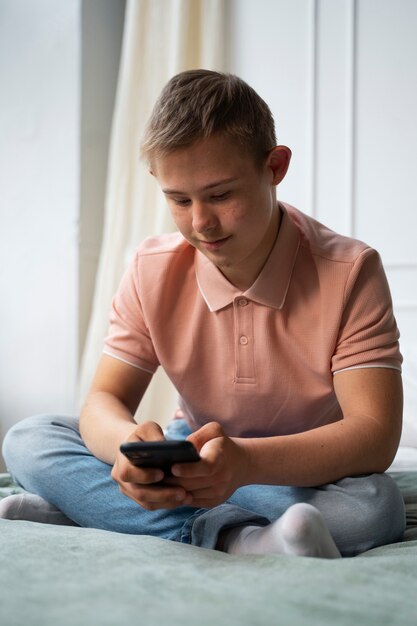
[1, 350, 416, 626]
[1, 459, 417, 626]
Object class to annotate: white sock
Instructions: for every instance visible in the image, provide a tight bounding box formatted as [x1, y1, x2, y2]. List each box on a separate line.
[0, 494, 78, 526]
[223, 503, 341, 558]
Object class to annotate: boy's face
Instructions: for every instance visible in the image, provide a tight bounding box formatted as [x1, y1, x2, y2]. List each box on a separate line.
[151, 135, 290, 290]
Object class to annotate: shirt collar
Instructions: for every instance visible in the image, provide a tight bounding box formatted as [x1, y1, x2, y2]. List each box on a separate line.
[195, 203, 300, 312]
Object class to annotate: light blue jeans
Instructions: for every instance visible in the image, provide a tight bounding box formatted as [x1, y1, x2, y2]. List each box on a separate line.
[2, 415, 406, 556]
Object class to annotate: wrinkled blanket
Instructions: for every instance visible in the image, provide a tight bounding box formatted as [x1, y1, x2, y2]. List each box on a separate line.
[1, 472, 416, 626]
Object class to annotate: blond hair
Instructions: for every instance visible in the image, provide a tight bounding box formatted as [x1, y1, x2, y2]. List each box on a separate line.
[141, 70, 276, 166]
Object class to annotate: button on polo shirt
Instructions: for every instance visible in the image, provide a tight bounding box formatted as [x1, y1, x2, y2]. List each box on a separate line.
[192, 203, 300, 392]
[104, 203, 401, 438]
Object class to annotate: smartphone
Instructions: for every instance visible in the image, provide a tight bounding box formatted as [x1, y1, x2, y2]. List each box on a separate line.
[119, 440, 200, 475]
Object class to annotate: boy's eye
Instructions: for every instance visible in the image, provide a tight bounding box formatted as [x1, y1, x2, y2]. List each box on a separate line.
[173, 198, 191, 206]
[211, 192, 230, 202]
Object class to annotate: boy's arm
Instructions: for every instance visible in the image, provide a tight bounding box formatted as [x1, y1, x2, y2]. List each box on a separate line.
[80, 353, 192, 509]
[80, 353, 153, 464]
[170, 367, 402, 508]
[83, 358, 401, 511]
[238, 366, 402, 486]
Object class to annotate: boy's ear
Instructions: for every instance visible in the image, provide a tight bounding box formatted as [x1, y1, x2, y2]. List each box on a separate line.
[267, 146, 292, 185]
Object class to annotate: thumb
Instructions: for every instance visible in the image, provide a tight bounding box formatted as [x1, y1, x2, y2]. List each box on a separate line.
[187, 421, 225, 452]
[129, 421, 165, 443]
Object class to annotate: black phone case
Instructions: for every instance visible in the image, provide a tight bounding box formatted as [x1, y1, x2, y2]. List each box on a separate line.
[119, 440, 200, 474]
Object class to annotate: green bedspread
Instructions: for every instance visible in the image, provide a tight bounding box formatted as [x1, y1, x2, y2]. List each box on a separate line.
[1, 472, 417, 626]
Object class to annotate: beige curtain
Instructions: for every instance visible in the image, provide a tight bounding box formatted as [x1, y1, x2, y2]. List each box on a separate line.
[78, 0, 225, 425]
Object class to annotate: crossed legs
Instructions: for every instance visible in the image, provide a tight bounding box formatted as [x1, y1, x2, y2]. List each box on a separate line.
[1, 415, 406, 557]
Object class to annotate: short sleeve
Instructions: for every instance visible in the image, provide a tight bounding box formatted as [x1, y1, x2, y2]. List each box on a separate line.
[103, 251, 160, 374]
[331, 248, 402, 374]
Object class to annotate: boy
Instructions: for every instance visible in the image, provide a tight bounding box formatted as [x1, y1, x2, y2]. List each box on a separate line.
[1, 70, 405, 557]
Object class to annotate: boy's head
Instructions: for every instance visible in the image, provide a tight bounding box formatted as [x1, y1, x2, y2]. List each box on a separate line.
[141, 70, 277, 168]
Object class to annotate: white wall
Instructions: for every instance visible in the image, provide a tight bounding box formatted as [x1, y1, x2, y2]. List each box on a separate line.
[227, 0, 417, 348]
[0, 0, 125, 469]
[227, 0, 417, 444]
[79, 0, 125, 361]
[0, 0, 81, 462]
[1, 0, 416, 465]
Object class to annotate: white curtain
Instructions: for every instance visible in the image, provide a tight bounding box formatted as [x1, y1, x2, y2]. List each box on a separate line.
[78, 0, 225, 425]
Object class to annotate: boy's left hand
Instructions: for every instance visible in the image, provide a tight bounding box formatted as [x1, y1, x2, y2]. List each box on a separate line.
[167, 421, 249, 508]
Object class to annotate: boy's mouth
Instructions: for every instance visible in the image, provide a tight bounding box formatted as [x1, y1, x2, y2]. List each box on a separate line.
[198, 236, 231, 251]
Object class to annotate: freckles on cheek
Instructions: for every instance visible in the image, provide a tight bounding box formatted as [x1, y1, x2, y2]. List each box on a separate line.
[223, 203, 244, 223]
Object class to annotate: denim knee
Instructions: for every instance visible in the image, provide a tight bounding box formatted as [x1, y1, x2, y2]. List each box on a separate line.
[335, 473, 406, 556]
[368, 473, 406, 543]
[2, 417, 30, 473]
[2, 414, 78, 481]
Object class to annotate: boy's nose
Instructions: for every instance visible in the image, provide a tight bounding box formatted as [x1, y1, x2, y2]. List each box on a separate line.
[192, 203, 218, 234]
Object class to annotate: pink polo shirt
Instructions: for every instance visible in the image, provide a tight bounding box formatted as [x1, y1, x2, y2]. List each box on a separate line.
[103, 203, 401, 437]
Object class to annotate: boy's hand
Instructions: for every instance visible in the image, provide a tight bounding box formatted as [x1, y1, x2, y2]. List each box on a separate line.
[111, 421, 193, 510]
[167, 422, 249, 508]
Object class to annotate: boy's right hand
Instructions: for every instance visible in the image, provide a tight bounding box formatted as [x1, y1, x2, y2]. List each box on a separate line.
[111, 421, 192, 510]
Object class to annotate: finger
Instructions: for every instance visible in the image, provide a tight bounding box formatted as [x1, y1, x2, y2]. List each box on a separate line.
[181, 484, 228, 509]
[121, 483, 191, 509]
[186, 422, 225, 452]
[116, 463, 165, 485]
[171, 433, 225, 478]
[129, 421, 165, 443]
[171, 458, 213, 479]
[164, 474, 215, 492]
